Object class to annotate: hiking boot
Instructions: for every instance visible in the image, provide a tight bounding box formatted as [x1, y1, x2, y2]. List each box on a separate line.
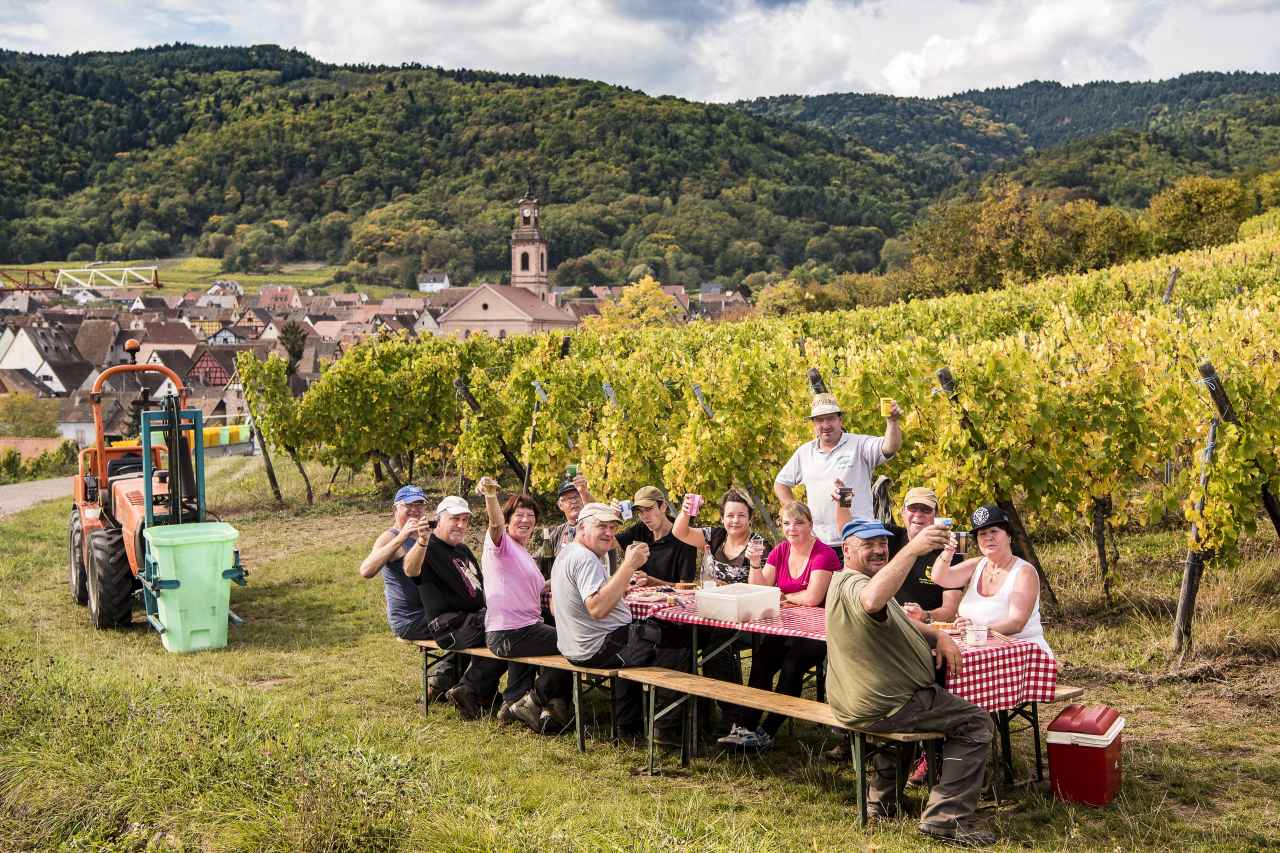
[919, 821, 998, 848]
[866, 801, 899, 824]
[496, 701, 516, 725]
[508, 692, 546, 734]
[824, 739, 852, 763]
[540, 698, 573, 734]
[445, 684, 485, 721]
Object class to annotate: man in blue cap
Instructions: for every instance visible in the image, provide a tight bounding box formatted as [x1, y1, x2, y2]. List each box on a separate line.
[358, 485, 459, 701]
[825, 518, 997, 847]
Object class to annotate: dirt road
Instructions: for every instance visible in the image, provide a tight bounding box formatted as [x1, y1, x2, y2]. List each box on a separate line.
[0, 476, 71, 517]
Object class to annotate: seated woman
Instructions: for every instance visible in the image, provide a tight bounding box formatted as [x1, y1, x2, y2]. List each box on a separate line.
[477, 476, 573, 734]
[672, 488, 768, 584]
[931, 505, 1054, 658]
[673, 488, 769, 736]
[719, 501, 840, 750]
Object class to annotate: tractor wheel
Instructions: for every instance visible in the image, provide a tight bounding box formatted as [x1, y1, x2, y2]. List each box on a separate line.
[87, 526, 133, 629]
[68, 508, 88, 606]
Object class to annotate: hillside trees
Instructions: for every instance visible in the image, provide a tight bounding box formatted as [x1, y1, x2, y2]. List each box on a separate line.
[1146, 176, 1253, 253]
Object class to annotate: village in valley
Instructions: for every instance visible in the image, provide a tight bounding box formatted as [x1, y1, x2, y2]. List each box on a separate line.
[0, 196, 746, 454]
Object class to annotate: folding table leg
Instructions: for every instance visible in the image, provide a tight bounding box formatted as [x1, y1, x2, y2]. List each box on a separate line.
[690, 625, 700, 755]
[997, 710, 1015, 784]
[1030, 702, 1044, 782]
[573, 673, 586, 753]
[854, 733, 867, 827]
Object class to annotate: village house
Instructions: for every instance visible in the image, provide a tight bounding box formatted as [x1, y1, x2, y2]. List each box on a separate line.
[0, 323, 93, 395]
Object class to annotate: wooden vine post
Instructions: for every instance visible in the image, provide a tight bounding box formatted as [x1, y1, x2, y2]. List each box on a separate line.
[1196, 360, 1280, 536]
[936, 367, 1059, 609]
[1172, 418, 1219, 659]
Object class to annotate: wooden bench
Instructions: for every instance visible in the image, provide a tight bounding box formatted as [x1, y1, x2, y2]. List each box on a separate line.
[400, 638, 620, 751]
[617, 667, 943, 826]
[994, 684, 1086, 787]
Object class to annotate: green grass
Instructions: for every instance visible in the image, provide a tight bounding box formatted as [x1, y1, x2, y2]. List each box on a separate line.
[2, 458, 1279, 851]
[11, 256, 413, 298]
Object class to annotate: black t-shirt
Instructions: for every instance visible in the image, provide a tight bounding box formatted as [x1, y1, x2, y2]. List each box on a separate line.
[616, 522, 698, 584]
[417, 535, 485, 621]
[887, 523, 963, 611]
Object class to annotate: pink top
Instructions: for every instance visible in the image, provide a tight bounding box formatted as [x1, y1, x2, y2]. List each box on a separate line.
[765, 539, 841, 597]
[481, 531, 545, 632]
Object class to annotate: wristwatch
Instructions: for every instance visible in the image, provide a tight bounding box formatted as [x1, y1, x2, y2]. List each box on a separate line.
[923, 612, 933, 624]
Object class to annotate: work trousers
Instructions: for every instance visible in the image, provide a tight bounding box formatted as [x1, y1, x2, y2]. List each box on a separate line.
[486, 622, 572, 706]
[742, 635, 827, 736]
[862, 684, 994, 828]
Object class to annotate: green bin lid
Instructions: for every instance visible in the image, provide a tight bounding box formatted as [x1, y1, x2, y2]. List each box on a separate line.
[144, 521, 240, 546]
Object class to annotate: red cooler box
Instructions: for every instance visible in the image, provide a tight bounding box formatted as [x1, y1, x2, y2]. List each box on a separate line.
[1047, 704, 1125, 806]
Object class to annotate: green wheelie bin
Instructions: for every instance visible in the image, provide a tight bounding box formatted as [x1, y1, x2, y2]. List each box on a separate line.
[142, 522, 241, 653]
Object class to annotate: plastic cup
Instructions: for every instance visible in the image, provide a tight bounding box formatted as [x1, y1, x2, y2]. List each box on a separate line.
[619, 500, 633, 520]
[954, 531, 970, 553]
[837, 487, 853, 507]
[880, 397, 895, 417]
[936, 517, 954, 528]
[686, 494, 704, 516]
[964, 623, 989, 646]
[566, 464, 578, 477]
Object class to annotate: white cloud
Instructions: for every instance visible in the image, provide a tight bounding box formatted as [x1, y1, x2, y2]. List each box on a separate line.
[1, 0, 1279, 100]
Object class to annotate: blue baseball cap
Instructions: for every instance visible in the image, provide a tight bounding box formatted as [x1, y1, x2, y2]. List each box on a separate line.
[842, 518, 893, 541]
[394, 485, 427, 505]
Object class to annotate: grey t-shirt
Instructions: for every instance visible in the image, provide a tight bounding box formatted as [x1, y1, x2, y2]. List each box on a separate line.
[551, 541, 632, 660]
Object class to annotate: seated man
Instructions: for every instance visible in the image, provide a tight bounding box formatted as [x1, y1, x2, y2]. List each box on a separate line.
[357, 484, 459, 700]
[551, 502, 686, 740]
[615, 486, 697, 585]
[403, 495, 508, 720]
[826, 519, 996, 847]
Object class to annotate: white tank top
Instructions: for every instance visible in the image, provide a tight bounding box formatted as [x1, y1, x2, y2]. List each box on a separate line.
[958, 557, 1054, 658]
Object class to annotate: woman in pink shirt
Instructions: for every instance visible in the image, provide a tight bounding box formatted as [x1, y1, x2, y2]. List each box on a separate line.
[477, 476, 571, 735]
[720, 501, 840, 750]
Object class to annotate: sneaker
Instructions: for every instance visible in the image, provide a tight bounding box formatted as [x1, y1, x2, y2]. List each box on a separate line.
[918, 822, 997, 848]
[508, 692, 546, 734]
[540, 698, 573, 734]
[907, 753, 929, 787]
[444, 684, 484, 721]
[717, 724, 752, 747]
[824, 739, 852, 763]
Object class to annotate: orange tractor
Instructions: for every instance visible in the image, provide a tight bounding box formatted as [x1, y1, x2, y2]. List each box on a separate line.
[68, 340, 245, 648]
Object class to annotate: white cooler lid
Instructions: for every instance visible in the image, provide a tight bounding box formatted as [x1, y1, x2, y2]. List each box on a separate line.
[1046, 716, 1125, 748]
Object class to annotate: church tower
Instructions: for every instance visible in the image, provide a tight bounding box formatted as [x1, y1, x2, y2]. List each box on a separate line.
[510, 195, 550, 300]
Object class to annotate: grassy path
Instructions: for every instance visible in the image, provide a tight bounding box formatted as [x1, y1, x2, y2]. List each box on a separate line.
[2, 461, 1278, 851]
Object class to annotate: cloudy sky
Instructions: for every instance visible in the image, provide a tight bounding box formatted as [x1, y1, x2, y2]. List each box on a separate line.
[4, 0, 1280, 100]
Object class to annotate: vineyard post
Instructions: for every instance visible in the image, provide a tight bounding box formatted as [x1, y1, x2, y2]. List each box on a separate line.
[1197, 360, 1280, 536]
[454, 376, 527, 485]
[1173, 418, 1219, 659]
[1091, 496, 1114, 605]
[936, 367, 1059, 609]
[525, 380, 549, 495]
[690, 382, 781, 542]
[1161, 266, 1181, 304]
[251, 420, 284, 506]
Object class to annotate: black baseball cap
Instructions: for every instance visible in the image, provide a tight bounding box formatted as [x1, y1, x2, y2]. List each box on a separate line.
[970, 504, 1011, 533]
[557, 479, 578, 497]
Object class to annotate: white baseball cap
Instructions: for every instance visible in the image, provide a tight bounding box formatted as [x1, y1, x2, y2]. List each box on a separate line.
[435, 495, 471, 517]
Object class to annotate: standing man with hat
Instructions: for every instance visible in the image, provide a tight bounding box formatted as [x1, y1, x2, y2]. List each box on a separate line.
[358, 484, 460, 700]
[404, 494, 509, 720]
[826, 518, 997, 846]
[775, 392, 902, 549]
[540, 473, 608, 576]
[615, 485, 698, 585]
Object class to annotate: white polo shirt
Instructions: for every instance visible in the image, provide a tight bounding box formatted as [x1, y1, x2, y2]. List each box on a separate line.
[775, 432, 889, 545]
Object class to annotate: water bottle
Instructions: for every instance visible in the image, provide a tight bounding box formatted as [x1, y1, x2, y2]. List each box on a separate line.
[701, 551, 718, 589]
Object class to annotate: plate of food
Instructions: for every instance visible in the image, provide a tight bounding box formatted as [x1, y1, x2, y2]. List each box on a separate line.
[672, 582, 699, 590]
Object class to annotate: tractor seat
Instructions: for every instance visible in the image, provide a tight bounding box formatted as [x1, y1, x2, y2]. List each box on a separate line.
[107, 455, 145, 479]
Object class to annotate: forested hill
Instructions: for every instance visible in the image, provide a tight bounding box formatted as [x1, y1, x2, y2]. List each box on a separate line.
[740, 72, 1280, 198]
[0, 44, 923, 285]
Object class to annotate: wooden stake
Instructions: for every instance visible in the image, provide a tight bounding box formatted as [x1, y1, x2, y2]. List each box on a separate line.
[1197, 361, 1280, 536]
[1173, 419, 1218, 658]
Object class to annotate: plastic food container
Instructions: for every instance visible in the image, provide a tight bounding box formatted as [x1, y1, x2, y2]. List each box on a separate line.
[1047, 703, 1125, 806]
[695, 583, 780, 622]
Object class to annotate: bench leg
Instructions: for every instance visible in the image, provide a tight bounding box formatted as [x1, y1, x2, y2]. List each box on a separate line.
[853, 732, 867, 828]
[647, 684, 657, 775]
[421, 648, 430, 718]
[926, 740, 942, 789]
[894, 744, 906, 817]
[610, 677, 618, 742]
[573, 673, 586, 753]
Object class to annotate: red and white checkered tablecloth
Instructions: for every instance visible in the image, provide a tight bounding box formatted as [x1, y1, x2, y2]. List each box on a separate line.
[540, 586, 693, 620]
[654, 600, 828, 640]
[654, 601, 1058, 712]
[946, 636, 1059, 713]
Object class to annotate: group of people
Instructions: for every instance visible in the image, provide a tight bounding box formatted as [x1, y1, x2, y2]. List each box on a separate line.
[359, 391, 1055, 847]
